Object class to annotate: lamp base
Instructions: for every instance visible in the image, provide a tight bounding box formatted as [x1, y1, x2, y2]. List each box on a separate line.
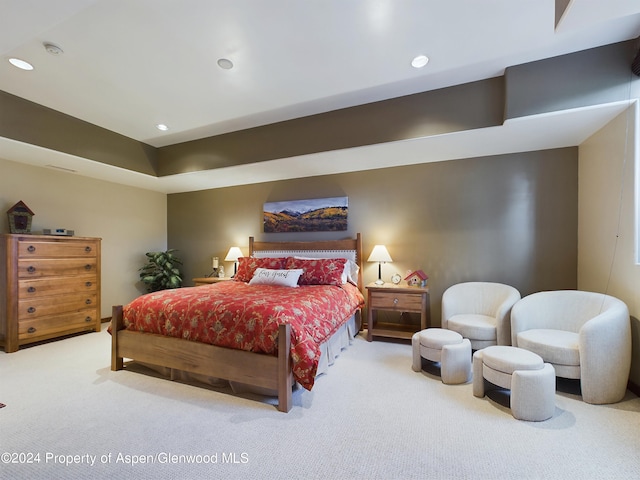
[375, 279, 384, 285]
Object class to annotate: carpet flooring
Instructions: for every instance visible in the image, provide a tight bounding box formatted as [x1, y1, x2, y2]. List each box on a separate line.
[1, 327, 640, 479]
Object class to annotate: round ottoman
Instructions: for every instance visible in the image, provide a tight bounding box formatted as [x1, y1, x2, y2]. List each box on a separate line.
[412, 328, 472, 384]
[473, 346, 555, 421]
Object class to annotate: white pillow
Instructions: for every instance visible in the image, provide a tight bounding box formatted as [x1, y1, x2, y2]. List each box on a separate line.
[249, 268, 303, 287]
[293, 256, 359, 285]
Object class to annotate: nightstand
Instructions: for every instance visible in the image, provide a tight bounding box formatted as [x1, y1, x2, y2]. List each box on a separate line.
[193, 277, 233, 286]
[366, 283, 430, 342]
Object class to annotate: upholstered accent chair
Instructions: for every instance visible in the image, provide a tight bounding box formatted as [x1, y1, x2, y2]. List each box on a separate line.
[441, 282, 521, 350]
[511, 290, 631, 405]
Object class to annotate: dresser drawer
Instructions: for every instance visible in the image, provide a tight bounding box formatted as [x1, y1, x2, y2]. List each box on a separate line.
[18, 274, 97, 298]
[19, 292, 98, 319]
[370, 291, 424, 311]
[19, 311, 98, 340]
[18, 240, 98, 258]
[18, 258, 98, 278]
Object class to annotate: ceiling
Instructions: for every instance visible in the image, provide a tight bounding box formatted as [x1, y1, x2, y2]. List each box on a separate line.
[1, 0, 640, 193]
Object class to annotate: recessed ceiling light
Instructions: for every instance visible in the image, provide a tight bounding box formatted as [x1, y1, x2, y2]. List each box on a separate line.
[217, 58, 233, 70]
[411, 55, 429, 68]
[156, 124, 169, 131]
[9, 58, 34, 70]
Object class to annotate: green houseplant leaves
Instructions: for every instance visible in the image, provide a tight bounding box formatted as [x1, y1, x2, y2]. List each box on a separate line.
[139, 249, 183, 292]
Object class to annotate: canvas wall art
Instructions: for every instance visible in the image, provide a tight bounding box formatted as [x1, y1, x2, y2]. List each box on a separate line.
[263, 196, 348, 233]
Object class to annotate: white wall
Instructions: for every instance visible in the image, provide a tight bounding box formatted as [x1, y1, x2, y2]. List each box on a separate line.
[0, 157, 167, 317]
[578, 103, 640, 384]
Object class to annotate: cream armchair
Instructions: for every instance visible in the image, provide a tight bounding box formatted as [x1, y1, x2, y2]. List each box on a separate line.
[441, 282, 521, 350]
[511, 290, 631, 404]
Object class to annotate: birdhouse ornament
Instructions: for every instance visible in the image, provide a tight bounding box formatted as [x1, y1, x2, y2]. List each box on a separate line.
[7, 201, 34, 234]
[404, 270, 428, 287]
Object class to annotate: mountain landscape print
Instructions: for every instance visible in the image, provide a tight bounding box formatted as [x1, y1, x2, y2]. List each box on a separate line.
[263, 196, 348, 233]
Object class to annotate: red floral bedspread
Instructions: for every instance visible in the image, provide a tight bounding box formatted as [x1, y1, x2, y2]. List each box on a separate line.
[122, 281, 364, 390]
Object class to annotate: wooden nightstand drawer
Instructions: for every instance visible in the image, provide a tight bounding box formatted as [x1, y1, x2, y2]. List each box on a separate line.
[370, 291, 423, 311]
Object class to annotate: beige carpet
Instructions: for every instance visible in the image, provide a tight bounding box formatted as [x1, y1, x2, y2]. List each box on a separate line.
[1, 327, 640, 480]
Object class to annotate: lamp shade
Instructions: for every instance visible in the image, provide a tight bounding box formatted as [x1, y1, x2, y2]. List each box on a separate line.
[367, 245, 392, 263]
[224, 247, 243, 262]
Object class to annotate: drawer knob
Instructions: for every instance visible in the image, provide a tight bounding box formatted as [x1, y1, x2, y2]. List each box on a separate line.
[84, 264, 92, 271]
[27, 245, 36, 253]
[27, 286, 36, 293]
[27, 327, 36, 334]
[85, 246, 92, 253]
[27, 266, 36, 274]
[85, 281, 92, 287]
[85, 299, 92, 305]
[393, 298, 399, 304]
[85, 316, 92, 323]
[27, 306, 36, 314]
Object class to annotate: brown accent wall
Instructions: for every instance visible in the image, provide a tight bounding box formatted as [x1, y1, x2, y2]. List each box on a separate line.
[157, 78, 505, 175]
[505, 40, 640, 120]
[168, 147, 578, 323]
[0, 90, 158, 175]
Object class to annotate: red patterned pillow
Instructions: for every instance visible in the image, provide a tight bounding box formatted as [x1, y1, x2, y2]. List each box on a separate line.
[285, 257, 347, 286]
[235, 257, 288, 282]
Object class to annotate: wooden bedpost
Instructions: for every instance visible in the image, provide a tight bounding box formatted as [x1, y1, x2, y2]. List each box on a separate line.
[111, 305, 124, 371]
[277, 323, 292, 412]
[355, 232, 363, 291]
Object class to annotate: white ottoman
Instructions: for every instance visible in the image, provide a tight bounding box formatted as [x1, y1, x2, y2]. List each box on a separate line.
[412, 328, 472, 384]
[473, 346, 555, 421]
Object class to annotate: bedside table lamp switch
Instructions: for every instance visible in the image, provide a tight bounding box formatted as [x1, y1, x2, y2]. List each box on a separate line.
[368, 245, 392, 285]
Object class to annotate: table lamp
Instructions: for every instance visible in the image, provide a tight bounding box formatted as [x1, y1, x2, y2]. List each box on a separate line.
[224, 247, 243, 276]
[367, 245, 393, 285]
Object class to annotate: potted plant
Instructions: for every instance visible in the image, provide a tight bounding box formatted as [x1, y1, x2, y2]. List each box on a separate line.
[139, 249, 183, 292]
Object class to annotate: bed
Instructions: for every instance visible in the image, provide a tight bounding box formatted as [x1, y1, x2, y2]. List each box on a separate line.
[110, 233, 364, 412]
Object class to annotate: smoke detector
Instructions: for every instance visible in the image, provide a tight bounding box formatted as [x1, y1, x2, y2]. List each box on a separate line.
[217, 58, 233, 70]
[44, 42, 64, 56]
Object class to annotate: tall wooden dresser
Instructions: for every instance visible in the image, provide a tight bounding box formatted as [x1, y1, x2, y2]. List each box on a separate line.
[0, 234, 101, 353]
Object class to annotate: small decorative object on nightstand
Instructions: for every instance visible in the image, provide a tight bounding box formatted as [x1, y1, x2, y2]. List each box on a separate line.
[366, 282, 430, 342]
[205, 256, 220, 278]
[405, 270, 428, 287]
[367, 245, 393, 285]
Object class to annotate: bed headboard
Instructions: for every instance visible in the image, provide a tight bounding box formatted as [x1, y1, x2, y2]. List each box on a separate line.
[248, 233, 363, 290]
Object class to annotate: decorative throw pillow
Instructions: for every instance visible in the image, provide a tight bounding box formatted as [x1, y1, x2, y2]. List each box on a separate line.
[249, 268, 303, 287]
[285, 257, 348, 286]
[293, 256, 359, 285]
[235, 257, 288, 282]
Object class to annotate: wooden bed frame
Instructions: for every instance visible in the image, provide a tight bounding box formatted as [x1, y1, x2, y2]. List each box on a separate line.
[110, 233, 363, 412]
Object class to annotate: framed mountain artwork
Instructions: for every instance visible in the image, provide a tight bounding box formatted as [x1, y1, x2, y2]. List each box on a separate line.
[263, 197, 348, 233]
